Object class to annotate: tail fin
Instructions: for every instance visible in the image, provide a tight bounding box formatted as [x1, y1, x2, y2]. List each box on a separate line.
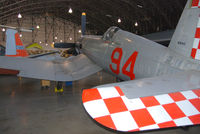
[81, 12, 86, 36]
[169, 0, 200, 60]
[5, 29, 29, 57]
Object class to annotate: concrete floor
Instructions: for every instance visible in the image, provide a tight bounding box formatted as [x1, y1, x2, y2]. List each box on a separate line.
[0, 71, 199, 134]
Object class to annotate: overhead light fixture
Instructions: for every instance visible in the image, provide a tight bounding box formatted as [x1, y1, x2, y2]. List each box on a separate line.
[46, 43, 48, 46]
[157, 26, 160, 31]
[135, 22, 138, 27]
[118, 18, 121, 23]
[68, 8, 73, 14]
[106, 14, 112, 18]
[69, 37, 72, 40]
[2, 28, 5, 32]
[52, 42, 55, 44]
[60, 40, 63, 42]
[19, 34, 22, 37]
[18, 13, 22, 19]
[78, 29, 81, 33]
[36, 25, 40, 29]
[137, 5, 143, 8]
[39, 41, 42, 44]
[55, 36, 58, 40]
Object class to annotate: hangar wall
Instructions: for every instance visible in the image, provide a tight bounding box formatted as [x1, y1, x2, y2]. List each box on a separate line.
[0, 15, 83, 50]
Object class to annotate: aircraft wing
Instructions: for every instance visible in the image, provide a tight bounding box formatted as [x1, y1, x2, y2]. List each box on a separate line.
[82, 71, 200, 132]
[0, 54, 102, 81]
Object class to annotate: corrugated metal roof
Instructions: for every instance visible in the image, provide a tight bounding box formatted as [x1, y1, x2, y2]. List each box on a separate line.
[0, 0, 187, 34]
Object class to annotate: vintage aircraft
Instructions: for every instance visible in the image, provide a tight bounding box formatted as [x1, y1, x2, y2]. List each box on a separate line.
[0, 0, 200, 132]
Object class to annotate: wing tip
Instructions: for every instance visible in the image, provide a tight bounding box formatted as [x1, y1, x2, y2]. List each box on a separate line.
[82, 86, 200, 132]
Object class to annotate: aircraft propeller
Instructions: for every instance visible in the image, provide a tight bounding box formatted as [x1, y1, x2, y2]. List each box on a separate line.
[53, 12, 86, 56]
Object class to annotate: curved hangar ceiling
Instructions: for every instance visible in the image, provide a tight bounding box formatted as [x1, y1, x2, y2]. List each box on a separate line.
[0, 0, 187, 34]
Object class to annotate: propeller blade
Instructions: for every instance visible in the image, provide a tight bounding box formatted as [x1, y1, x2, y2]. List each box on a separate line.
[81, 12, 86, 36]
[19, 28, 33, 32]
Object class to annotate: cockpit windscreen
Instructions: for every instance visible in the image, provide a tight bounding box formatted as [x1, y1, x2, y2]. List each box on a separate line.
[102, 27, 120, 41]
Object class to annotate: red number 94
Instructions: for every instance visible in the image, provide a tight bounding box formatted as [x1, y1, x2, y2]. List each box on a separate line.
[109, 47, 138, 80]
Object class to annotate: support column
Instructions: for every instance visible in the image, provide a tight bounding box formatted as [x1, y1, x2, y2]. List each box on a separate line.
[53, 17, 55, 42]
[45, 16, 47, 44]
[32, 16, 34, 43]
[64, 20, 66, 42]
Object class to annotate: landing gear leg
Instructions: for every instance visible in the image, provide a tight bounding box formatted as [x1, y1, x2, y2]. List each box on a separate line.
[55, 81, 64, 95]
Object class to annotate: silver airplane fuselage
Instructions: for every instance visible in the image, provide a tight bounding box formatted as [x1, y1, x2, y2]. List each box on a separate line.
[82, 27, 200, 81]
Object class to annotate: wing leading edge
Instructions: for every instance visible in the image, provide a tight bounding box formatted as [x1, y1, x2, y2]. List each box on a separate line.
[82, 71, 200, 132]
[0, 54, 102, 81]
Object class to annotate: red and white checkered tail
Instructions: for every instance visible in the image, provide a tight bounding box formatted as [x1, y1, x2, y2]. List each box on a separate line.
[5, 29, 29, 57]
[169, 0, 200, 60]
[191, 15, 200, 60]
[82, 86, 200, 132]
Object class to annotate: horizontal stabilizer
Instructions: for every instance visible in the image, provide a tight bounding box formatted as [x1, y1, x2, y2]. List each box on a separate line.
[0, 25, 33, 32]
[0, 54, 102, 81]
[143, 30, 174, 46]
[82, 71, 200, 132]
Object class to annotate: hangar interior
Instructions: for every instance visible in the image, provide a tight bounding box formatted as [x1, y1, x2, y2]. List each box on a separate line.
[0, 0, 200, 134]
[0, 15, 82, 49]
[0, 0, 187, 48]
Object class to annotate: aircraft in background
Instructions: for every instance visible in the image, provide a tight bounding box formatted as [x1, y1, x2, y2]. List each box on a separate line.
[0, 29, 28, 75]
[0, 0, 200, 132]
[0, 29, 61, 75]
[26, 43, 43, 50]
[0, 24, 34, 75]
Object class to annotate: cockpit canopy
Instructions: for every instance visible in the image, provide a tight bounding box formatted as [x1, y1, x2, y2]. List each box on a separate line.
[102, 26, 120, 41]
